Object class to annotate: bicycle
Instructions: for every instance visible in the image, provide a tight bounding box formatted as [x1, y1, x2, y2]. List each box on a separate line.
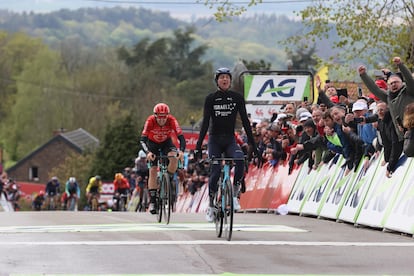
[90, 192, 99, 211]
[208, 156, 245, 241]
[153, 153, 181, 224]
[113, 192, 128, 211]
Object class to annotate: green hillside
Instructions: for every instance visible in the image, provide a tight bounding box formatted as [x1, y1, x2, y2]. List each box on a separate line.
[0, 7, 311, 69]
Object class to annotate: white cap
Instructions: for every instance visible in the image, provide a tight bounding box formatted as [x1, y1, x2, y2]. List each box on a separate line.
[299, 111, 312, 122]
[352, 101, 368, 112]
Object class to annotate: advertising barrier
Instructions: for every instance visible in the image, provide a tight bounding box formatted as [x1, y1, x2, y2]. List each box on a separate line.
[177, 150, 414, 236]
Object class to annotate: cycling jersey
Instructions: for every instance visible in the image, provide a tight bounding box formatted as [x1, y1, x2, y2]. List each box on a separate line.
[197, 90, 256, 149]
[45, 180, 60, 196]
[113, 177, 130, 191]
[65, 181, 80, 197]
[86, 177, 102, 194]
[140, 114, 186, 153]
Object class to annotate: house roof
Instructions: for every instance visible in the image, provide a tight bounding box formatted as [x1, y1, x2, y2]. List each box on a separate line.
[6, 128, 99, 173]
[60, 128, 99, 152]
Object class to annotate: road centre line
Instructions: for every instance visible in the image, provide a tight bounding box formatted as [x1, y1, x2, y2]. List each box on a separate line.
[1, 240, 414, 246]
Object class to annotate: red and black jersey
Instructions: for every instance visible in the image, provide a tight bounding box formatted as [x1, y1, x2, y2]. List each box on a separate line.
[142, 114, 183, 144]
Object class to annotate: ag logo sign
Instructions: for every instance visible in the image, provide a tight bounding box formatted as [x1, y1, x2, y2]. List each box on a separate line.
[244, 75, 310, 102]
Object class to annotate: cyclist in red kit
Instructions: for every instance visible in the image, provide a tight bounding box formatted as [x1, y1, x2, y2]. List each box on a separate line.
[140, 103, 186, 214]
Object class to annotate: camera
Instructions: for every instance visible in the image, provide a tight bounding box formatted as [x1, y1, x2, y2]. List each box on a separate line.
[354, 117, 364, 124]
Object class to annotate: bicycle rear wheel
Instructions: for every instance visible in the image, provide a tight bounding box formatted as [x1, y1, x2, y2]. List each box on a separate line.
[214, 189, 223, 238]
[223, 178, 234, 241]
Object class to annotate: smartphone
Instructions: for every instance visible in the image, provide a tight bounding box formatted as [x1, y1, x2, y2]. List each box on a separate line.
[358, 85, 363, 97]
[337, 88, 348, 98]
[303, 96, 308, 102]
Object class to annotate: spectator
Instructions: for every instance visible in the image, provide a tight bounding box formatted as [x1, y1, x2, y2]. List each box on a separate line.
[330, 105, 364, 175]
[358, 56, 414, 143]
[365, 101, 403, 177]
[403, 102, 414, 157]
[347, 99, 378, 170]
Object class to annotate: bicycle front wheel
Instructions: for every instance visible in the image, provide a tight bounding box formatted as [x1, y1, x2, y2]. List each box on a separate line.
[223, 178, 234, 241]
[214, 189, 223, 238]
[159, 172, 171, 224]
[156, 176, 163, 223]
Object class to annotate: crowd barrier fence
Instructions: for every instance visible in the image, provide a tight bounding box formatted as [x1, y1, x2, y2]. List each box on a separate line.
[176, 151, 414, 236]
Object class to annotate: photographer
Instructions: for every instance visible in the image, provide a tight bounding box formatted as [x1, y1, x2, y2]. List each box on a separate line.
[343, 99, 377, 171]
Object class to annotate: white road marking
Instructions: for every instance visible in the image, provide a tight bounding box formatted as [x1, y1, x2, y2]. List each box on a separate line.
[1, 240, 414, 246]
[0, 223, 307, 233]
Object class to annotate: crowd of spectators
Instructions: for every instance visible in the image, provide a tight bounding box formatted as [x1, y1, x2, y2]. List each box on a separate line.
[176, 56, 414, 199]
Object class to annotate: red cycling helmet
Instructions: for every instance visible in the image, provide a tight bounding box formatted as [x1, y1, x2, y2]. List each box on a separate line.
[153, 103, 170, 115]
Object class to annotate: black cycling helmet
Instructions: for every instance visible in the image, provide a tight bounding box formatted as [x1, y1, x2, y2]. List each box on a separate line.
[214, 67, 232, 84]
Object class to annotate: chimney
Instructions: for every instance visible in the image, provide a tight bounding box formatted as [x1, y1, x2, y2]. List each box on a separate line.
[53, 127, 66, 136]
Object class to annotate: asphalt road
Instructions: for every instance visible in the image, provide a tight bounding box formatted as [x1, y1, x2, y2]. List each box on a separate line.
[0, 211, 413, 276]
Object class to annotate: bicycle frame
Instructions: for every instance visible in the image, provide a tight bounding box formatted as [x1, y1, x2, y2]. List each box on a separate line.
[152, 152, 182, 224]
[210, 156, 245, 241]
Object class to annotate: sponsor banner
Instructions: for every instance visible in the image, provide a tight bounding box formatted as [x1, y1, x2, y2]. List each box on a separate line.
[244, 162, 274, 211]
[338, 153, 382, 223]
[246, 104, 283, 120]
[189, 183, 207, 213]
[356, 155, 409, 228]
[239, 164, 260, 209]
[244, 74, 310, 102]
[300, 155, 345, 217]
[268, 161, 300, 210]
[298, 166, 332, 217]
[15, 182, 44, 202]
[197, 184, 210, 213]
[319, 160, 364, 220]
[175, 193, 189, 213]
[286, 161, 313, 214]
[383, 157, 414, 234]
[258, 163, 280, 209]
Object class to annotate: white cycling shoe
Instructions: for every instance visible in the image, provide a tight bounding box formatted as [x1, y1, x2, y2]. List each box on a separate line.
[233, 197, 241, 211]
[205, 207, 215, 222]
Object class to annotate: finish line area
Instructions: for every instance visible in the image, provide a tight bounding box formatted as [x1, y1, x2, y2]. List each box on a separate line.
[0, 222, 307, 233]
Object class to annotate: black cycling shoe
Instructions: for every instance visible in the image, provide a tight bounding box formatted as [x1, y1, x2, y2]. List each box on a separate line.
[240, 178, 246, 193]
[149, 203, 157, 214]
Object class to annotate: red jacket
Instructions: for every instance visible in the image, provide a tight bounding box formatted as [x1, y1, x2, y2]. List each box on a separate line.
[113, 178, 130, 191]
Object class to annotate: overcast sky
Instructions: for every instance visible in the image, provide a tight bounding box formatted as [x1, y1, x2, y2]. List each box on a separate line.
[0, 0, 308, 20]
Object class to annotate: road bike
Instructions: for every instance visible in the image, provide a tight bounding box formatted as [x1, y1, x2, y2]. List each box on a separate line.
[113, 192, 128, 211]
[155, 153, 181, 224]
[46, 192, 58, 210]
[209, 157, 245, 241]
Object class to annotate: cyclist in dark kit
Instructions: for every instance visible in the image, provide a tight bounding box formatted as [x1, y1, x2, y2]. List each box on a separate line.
[195, 67, 259, 222]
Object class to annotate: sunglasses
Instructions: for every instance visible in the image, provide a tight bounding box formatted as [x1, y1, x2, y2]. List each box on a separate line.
[155, 114, 167, 119]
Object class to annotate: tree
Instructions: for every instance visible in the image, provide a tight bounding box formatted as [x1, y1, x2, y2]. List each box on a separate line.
[89, 115, 139, 181]
[286, 45, 318, 73]
[286, 0, 414, 68]
[241, 59, 271, 71]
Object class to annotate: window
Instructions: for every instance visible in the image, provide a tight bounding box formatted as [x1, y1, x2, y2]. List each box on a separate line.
[30, 166, 39, 181]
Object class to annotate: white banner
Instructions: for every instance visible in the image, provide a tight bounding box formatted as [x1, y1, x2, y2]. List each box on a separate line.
[246, 104, 283, 120]
[244, 75, 310, 102]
